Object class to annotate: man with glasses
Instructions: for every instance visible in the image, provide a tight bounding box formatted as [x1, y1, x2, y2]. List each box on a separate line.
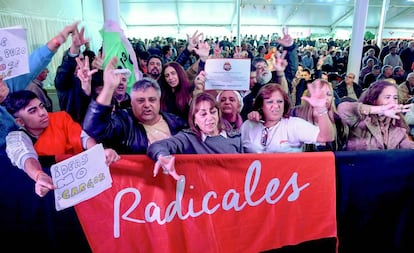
[334, 73, 363, 101]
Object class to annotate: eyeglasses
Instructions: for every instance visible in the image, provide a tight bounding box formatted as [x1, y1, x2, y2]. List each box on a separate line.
[261, 127, 269, 146]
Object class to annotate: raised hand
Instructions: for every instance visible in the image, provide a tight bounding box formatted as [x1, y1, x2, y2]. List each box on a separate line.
[276, 27, 293, 47]
[302, 79, 330, 109]
[193, 71, 206, 97]
[91, 51, 104, 70]
[233, 46, 242, 59]
[103, 56, 122, 90]
[60, 21, 81, 42]
[76, 55, 98, 96]
[270, 50, 288, 72]
[383, 103, 413, 120]
[194, 41, 210, 62]
[213, 42, 222, 58]
[71, 26, 89, 49]
[186, 30, 204, 52]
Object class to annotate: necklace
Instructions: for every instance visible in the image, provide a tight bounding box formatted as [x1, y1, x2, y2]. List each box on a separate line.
[261, 120, 281, 150]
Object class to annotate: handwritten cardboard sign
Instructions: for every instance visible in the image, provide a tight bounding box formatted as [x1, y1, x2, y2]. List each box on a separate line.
[51, 144, 112, 211]
[0, 27, 29, 80]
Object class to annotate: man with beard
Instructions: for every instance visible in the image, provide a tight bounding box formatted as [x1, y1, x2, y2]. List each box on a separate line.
[240, 55, 289, 120]
[240, 28, 297, 120]
[145, 54, 163, 81]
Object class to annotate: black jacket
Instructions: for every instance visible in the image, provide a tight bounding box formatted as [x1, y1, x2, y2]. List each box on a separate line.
[334, 81, 364, 100]
[83, 100, 188, 154]
[54, 50, 92, 124]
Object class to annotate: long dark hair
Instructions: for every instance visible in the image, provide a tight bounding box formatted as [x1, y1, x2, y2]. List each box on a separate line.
[159, 61, 192, 112]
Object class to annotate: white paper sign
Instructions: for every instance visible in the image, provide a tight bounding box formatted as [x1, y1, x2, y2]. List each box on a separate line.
[204, 58, 251, 91]
[0, 26, 29, 80]
[51, 144, 112, 211]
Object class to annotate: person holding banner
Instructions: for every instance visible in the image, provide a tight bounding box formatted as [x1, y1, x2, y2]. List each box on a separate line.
[3, 90, 120, 197]
[241, 80, 335, 153]
[148, 92, 243, 180]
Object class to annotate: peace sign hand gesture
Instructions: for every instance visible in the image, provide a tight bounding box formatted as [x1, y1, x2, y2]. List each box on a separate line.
[277, 27, 293, 47]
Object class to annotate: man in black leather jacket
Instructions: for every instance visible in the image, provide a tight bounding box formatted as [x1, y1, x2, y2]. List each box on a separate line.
[83, 57, 187, 154]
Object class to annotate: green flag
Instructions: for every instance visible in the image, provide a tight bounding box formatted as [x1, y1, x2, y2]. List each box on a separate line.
[100, 21, 142, 93]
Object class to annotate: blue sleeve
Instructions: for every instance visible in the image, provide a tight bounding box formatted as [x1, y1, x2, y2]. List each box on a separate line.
[6, 45, 55, 92]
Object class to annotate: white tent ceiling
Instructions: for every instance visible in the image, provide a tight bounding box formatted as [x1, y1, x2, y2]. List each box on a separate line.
[117, 0, 414, 39]
[1, 0, 413, 40]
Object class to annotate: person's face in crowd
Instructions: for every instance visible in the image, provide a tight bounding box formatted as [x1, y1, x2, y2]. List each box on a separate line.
[301, 71, 311, 80]
[114, 74, 128, 98]
[131, 87, 161, 125]
[367, 60, 374, 67]
[15, 98, 49, 136]
[395, 68, 405, 77]
[147, 58, 162, 79]
[164, 66, 179, 89]
[376, 85, 398, 106]
[262, 91, 284, 124]
[240, 50, 249, 58]
[407, 74, 414, 87]
[295, 66, 303, 78]
[194, 101, 219, 136]
[255, 62, 272, 85]
[218, 91, 241, 117]
[367, 49, 375, 56]
[373, 68, 381, 76]
[384, 67, 393, 77]
[138, 58, 147, 69]
[321, 73, 328, 81]
[345, 74, 355, 84]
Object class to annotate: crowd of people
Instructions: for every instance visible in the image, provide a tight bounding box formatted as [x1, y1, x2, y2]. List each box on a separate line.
[1, 22, 414, 195]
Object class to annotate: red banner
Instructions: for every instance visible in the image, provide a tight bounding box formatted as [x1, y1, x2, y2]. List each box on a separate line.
[74, 153, 337, 253]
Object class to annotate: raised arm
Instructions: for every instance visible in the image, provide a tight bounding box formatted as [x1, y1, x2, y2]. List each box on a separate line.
[302, 80, 335, 143]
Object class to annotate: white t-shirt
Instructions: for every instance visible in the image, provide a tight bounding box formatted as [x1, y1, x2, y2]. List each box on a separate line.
[240, 117, 320, 153]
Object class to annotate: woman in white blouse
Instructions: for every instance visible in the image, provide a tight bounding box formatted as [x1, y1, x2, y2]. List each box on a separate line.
[241, 80, 335, 153]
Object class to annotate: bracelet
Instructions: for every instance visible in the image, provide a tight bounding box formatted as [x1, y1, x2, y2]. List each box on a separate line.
[359, 104, 371, 115]
[380, 105, 385, 116]
[34, 170, 44, 182]
[317, 108, 328, 117]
